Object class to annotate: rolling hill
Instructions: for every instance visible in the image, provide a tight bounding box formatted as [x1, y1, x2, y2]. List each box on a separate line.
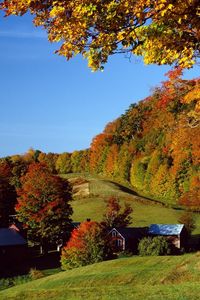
[1, 253, 200, 299]
[63, 174, 200, 235]
[61, 75, 199, 209]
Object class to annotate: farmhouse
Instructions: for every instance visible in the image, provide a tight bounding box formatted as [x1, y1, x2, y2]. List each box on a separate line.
[0, 228, 28, 265]
[108, 224, 188, 253]
[148, 224, 187, 249]
[108, 227, 147, 253]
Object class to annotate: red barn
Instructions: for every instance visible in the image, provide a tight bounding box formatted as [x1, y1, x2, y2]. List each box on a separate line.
[108, 227, 147, 253]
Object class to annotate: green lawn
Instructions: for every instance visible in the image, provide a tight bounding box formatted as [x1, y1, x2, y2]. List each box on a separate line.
[62, 174, 200, 234]
[1, 253, 200, 299]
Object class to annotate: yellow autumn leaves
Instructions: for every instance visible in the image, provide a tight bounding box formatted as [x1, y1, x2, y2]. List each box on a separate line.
[0, 0, 199, 71]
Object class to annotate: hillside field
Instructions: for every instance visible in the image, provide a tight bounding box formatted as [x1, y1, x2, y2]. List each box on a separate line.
[62, 174, 200, 235]
[1, 253, 200, 299]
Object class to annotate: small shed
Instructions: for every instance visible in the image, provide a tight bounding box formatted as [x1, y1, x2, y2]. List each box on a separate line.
[0, 228, 28, 265]
[108, 227, 147, 253]
[148, 224, 187, 249]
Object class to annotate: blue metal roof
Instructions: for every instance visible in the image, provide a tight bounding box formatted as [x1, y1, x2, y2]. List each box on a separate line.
[149, 224, 184, 236]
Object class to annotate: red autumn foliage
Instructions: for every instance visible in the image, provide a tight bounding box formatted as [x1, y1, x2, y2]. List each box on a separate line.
[165, 67, 183, 82]
[157, 67, 184, 109]
[0, 162, 12, 179]
[61, 221, 107, 269]
[162, 146, 170, 155]
[102, 196, 133, 228]
[16, 162, 72, 243]
[67, 221, 99, 249]
[179, 190, 200, 209]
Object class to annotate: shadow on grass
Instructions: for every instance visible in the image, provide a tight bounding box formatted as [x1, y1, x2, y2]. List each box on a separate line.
[189, 234, 200, 251]
[0, 251, 61, 279]
[102, 179, 186, 212]
[101, 179, 138, 196]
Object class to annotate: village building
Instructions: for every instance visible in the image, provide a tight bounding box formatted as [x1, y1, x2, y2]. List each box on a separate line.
[108, 227, 147, 253]
[148, 224, 187, 250]
[108, 224, 188, 254]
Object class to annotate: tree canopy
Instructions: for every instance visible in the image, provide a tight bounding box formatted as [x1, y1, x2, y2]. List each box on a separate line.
[0, 162, 16, 227]
[61, 221, 107, 269]
[1, 0, 199, 70]
[16, 163, 73, 245]
[102, 196, 133, 228]
[178, 212, 196, 236]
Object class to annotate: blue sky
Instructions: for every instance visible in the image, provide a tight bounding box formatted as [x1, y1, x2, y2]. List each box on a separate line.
[0, 12, 199, 157]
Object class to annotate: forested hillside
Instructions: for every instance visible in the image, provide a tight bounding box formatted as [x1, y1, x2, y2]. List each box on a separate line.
[88, 70, 200, 207]
[1, 69, 199, 211]
[51, 69, 199, 208]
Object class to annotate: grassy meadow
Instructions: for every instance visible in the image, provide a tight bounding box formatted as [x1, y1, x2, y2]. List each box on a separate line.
[1, 253, 200, 299]
[62, 174, 200, 234]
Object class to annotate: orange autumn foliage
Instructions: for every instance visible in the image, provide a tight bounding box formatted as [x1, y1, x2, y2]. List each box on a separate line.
[61, 221, 106, 269]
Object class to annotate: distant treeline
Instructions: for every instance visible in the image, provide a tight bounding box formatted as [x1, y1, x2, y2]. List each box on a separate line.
[1, 69, 200, 210]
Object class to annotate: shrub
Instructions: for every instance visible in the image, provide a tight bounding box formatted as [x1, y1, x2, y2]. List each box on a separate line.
[12, 275, 31, 285]
[138, 236, 171, 256]
[29, 268, 44, 280]
[0, 275, 30, 291]
[0, 278, 13, 290]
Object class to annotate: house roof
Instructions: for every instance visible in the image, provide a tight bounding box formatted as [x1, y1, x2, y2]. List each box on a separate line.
[149, 224, 184, 236]
[0, 228, 27, 246]
[110, 227, 147, 239]
[72, 222, 81, 229]
[9, 215, 24, 232]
